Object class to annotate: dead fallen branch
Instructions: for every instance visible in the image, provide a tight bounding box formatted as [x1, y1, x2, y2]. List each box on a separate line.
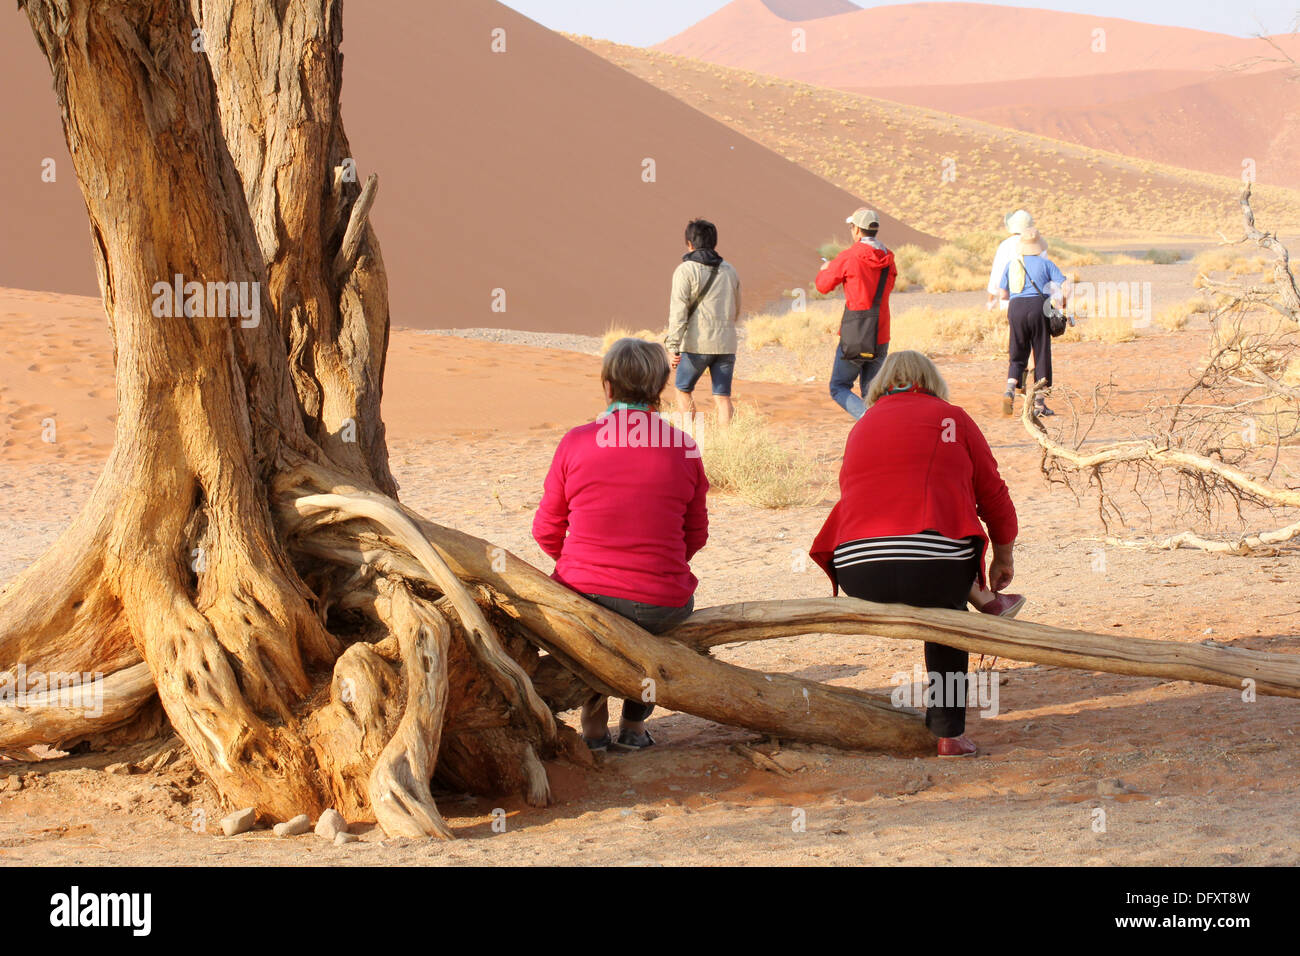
[667, 599, 1300, 700]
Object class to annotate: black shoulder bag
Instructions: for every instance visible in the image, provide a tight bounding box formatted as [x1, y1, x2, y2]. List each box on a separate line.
[1020, 259, 1070, 337]
[838, 264, 891, 364]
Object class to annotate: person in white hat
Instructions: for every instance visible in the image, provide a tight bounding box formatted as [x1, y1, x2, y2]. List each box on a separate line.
[997, 227, 1072, 417]
[986, 209, 1034, 311]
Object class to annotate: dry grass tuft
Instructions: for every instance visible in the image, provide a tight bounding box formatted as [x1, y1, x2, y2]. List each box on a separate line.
[602, 326, 665, 351]
[694, 407, 826, 509]
[1155, 296, 1216, 331]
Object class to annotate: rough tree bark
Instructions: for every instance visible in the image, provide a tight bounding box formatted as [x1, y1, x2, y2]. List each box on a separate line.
[2, 1, 1293, 838]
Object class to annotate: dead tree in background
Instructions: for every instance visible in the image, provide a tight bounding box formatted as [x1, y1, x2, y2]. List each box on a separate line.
[1025, 187, 1300, 553]
[1230, 15, 1300, 79]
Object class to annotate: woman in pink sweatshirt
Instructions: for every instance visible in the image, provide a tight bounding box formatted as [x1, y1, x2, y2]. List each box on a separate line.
[532, 338, 709, 753]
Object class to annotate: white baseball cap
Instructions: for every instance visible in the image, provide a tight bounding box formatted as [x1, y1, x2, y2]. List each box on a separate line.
[846, 207, 880, 230]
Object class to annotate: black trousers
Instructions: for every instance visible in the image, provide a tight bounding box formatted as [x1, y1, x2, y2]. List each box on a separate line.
[1007, 294, 1052, 391]
[836, 554, 979, 738]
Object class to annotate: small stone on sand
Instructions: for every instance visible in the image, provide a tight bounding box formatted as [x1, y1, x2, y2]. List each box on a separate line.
[273, 813, 312, 837]
[220, 807, 257, 836]
[315, 808, 347, 840]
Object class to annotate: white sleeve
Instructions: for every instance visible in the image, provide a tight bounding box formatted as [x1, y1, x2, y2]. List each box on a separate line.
[988, 240, 1012, 295]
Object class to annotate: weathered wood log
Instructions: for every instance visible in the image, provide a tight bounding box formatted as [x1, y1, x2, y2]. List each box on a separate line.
[294, 490, 558, 748]
[277, 470, 934, 755]
[0, 663, 156, 750]
[666, 599, 1300, 700]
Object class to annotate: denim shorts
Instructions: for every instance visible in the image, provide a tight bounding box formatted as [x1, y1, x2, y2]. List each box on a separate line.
[675, 352, 735, 396]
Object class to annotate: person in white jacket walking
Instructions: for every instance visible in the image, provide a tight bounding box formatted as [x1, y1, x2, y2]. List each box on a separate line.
[665, 219, 741, 429]
[986, 209, 1035, 311]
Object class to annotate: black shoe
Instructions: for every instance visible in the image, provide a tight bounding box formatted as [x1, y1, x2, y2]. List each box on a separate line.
[610, 729, 655, 753]
[1033, 402, 1055, 418]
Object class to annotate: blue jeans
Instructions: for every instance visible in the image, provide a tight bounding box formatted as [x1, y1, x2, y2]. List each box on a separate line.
[675, 352, 735, 396]
[585, 593, 694, 721]
[829, 341, 889, 419]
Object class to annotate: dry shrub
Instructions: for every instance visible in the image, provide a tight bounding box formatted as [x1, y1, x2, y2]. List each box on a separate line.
[890, 305, 1009, 357]
[603, 326, 665, 351]
[1193, 248, 1272, 275]
[893, 234, 998, 293]
[741, 306, 838, 381]
[894, 243, 987, 293]
[694, 408, 826, 509]
[747, 301, 1012, 365]
[1060, 312, 1137, 343]
[889, 233, 1112, 294]
[1156, 296, 1215, 331]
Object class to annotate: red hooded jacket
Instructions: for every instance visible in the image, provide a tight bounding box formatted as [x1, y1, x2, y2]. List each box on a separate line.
[815, 240, 897, 344]
[809, 391, 1018, 593]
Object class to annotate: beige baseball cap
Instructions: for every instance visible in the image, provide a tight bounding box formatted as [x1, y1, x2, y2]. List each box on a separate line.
[846, 207, 880, 230]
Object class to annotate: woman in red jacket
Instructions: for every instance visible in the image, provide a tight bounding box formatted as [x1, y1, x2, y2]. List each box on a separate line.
[533, 338, 709, 753]
[810, 350, 1019, 757]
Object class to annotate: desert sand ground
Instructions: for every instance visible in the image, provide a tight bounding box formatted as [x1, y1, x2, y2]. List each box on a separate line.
[1, 284, 1297, 866]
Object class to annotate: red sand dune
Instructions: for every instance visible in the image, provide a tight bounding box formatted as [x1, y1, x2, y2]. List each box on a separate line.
[660, 1, 1300, 186]
[855, 67, 1300, 188]
[0, 0, 932, 335]
[969, 68, 1300, 188]
[659, 0, 1298, 87]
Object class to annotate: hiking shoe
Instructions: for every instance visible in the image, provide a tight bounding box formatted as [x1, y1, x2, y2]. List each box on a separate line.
[1033, 402, 1055, 418]
[973, 592, 1026, 618]
[937, 736, 978, 757]
[582, 732, 612, 753]
[610, 729, 655, 753]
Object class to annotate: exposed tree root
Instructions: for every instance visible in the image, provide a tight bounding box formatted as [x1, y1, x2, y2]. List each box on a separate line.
[293, 490, 558, 748]
[0, 662, 154, 751]
[277, 464, 940, 756]
[366, 580, 455, 839]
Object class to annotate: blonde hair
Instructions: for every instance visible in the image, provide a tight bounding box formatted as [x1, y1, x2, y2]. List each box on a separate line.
[601, 337, 671, 410]
[865, 350, 950, 406]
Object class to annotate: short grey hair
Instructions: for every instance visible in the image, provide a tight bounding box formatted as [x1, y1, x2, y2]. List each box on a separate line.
[601, 338, 671, 410]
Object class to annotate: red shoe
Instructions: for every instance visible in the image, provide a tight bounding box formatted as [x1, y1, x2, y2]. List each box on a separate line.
[937, 736, 977, 757]
[973, 592, 1025, 618]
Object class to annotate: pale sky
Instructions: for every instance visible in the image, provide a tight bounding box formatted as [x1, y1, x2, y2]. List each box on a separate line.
[499, 0, 1299, 46]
